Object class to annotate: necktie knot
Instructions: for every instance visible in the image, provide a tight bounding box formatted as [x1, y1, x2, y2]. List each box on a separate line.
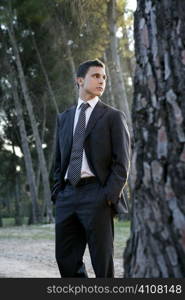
[80, 102, 89, 112]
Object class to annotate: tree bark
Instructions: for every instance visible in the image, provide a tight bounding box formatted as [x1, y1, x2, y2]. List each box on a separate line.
[31, 34, 60, 213]
[11, 143, 23, 226]
[0, 208, 3, 227]
[122, 26, 135, 80]
[106, 0, 132, 135]
[124, 0, 185, 277]
[103, 52, 116, 106]
[31, 32, 59, 114]
[60, 22, 78, 100]
[11, 75, 41, 224]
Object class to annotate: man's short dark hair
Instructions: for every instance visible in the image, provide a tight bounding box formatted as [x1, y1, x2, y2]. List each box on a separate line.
[77, 59, 105, 78]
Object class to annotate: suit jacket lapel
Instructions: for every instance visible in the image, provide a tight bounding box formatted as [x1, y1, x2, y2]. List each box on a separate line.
[63, 105, 76, 154]
[62, 100, 107, 147]
[85, 100, 107, 139]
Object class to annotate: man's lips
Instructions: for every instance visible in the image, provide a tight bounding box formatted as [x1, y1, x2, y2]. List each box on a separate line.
[96, 87, 103, 91]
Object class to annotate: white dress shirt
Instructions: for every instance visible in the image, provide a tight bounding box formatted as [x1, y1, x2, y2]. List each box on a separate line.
[65, 96, 99, 179]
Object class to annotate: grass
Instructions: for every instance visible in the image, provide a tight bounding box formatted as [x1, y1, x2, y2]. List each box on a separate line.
[114, 219, 130, 258]
[0, 218, 131, 258]
[0, 223, 54, 240]
[2, 217, 28, 227]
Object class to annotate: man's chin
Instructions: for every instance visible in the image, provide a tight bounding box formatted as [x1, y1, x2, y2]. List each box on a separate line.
[87, 90, 104, 98]
[95, 91, 104, 97]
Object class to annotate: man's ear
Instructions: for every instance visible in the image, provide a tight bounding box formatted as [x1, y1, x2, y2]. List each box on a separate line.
[76, 77, 84, 87]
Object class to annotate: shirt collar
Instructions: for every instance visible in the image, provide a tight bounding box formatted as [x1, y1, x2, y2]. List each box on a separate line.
[77, 96, 99, 110]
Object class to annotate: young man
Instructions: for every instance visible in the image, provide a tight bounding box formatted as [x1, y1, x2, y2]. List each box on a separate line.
[51, 59, 130, 278]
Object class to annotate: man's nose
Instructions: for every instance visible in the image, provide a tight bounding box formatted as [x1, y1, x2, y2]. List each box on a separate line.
[99, 78, 104, 84]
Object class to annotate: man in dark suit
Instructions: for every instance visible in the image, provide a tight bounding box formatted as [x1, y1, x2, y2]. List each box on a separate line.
[51, 59, 130, 278]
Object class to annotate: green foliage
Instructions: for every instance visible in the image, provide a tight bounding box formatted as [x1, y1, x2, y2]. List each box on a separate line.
[14, 0, 50, 24]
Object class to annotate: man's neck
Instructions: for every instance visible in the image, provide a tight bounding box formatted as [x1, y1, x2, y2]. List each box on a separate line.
[80, 97, 97, 102]
[79, 92, 96, 102]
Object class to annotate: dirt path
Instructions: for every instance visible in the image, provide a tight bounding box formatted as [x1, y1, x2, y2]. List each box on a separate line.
[0, 224, 124, 278]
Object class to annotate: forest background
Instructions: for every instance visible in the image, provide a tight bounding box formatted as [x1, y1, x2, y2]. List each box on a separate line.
[0, 0, 135, 225]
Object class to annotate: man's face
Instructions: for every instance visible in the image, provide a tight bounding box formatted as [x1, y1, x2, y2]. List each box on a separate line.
[77, 66, 107, 98]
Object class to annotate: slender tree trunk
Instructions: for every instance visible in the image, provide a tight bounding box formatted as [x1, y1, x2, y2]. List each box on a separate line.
[31, 33, 59, 114]
[124, 0, 185, 277]
[0, 208, 3, 227]
[106, 0, 134, 222]
[122, 26, 135, 80]
[14, 170, 23, 226]
[7, 23, 53, 223]
[103, 52, 116, 106]
[106, 0, 132, 135]
[60, 23, 78, 100]
[11, 143, 23, 226]
[53, 4, 78, 100]
[11, 75, 41, 224]
[32, 35, 60, 210]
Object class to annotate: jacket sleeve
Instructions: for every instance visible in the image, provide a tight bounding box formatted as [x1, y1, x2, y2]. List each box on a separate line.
[104, 110, 131, 204]
[51, 114, 62, 203]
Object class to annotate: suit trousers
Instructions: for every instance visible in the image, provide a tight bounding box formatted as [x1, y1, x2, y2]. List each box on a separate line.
[55, 180, 114, 277]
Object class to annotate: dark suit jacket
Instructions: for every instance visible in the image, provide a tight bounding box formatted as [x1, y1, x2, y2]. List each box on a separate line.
[51, 100, 131, 215]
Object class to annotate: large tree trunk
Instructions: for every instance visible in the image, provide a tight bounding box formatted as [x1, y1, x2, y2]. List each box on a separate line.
[7, 23, 53, 222]
[124, 0, 185, 277]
